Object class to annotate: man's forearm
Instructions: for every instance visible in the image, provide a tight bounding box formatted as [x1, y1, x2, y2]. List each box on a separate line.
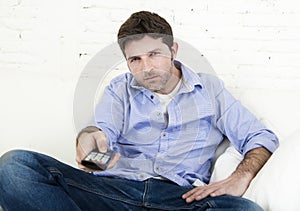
[182, 146, 273, 202]
[76, 126, 100, 146]
[233, 147, 272, 180]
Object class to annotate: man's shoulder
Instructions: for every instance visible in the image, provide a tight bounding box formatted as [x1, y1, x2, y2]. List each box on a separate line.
[110, 72, 132, 85]
[195, 72, 224, 91]
[106, 72, 141, 99]
[107, 72, 134, 91]
[180, 62, 223, 91]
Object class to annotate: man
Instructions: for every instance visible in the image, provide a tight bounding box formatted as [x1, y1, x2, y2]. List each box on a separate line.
[0, 11, 278, 210]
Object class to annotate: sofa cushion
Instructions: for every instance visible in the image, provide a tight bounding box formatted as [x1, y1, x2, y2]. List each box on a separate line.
[244, 130, 300, 210]
[211, 130, 300, 211]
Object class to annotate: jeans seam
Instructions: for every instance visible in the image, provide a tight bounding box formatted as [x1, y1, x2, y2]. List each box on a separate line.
[142, 179, 150, 207]
[193, 199, 210, 210]
[47, 167, 63, 175]
[144, 203, 196, 210]
[206, 200, 215, 210]
[65, 179, 144, 207]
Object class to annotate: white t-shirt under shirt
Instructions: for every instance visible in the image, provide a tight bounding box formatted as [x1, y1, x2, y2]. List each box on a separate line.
[154, 78, 183, 125]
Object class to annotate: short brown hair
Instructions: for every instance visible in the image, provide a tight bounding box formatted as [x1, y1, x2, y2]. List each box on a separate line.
[117, 11, 174, 54]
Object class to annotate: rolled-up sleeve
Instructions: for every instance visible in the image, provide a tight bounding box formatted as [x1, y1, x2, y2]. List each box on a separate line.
[214, 81, 279, 155]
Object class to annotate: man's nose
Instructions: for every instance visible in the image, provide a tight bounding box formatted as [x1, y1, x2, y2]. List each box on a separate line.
[141, 57, 153, 72]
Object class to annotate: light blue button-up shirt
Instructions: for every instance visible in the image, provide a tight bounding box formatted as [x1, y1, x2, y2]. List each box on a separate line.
[92, 61, 279, 186]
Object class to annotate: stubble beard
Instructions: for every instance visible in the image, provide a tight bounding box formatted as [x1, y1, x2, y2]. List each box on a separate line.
[141, 65, 173, 93]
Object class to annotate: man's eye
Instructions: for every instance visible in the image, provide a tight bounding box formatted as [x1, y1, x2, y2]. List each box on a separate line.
[149, 52, 160, 57]
[129, 57, 140, 63]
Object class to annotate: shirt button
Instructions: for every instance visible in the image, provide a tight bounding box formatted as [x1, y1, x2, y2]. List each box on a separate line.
[139, 174, 145, 179]
[161, 132, 167, 137]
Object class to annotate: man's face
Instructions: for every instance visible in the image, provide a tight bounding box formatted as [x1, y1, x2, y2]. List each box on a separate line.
[124, 35, 177, 93]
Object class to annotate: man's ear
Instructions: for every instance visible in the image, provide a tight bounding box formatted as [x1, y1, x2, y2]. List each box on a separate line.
[171, 42, 178, 60]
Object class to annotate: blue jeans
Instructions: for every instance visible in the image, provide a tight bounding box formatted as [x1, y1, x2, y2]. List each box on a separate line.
[0, 150, 263, 211]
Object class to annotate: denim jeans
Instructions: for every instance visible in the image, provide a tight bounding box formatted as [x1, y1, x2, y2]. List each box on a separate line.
[0, 150, 263, 211]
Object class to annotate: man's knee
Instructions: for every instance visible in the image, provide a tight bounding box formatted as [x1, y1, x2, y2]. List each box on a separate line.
[1, 149, 33, 166]
[0, 149, 40, 179]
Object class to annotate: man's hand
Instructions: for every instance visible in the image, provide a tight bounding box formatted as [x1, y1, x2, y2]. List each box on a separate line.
[76, 126, 120, 172]
[182, 171, 252, 203]
[182, 147, 272, 203]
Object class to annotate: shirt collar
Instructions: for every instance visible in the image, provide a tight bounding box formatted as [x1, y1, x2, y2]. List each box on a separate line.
[174, 60, 203, 93]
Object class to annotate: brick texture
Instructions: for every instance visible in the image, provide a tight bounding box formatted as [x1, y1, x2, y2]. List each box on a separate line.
[1, 0, 300, 164]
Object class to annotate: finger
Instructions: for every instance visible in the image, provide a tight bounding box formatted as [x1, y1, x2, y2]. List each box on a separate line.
[182, 187, 204, 203]
[194, 188, 215, 201]
[197, 183, 224, 199]
[184, 186, 219, 203]
[77, 134, 97, 157]
[182, 185, 210, 198]
[196, 184, 229, 201]
[182, 188, 198, 199]
[94, 131, 108, 152]
[77, 163, 93, 172]
[107, 152, 120, 169]
[76, 145, 85, 163]
[209, 189, 225, 197]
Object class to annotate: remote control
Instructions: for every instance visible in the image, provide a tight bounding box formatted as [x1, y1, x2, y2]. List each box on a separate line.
[81, 150, 115, 170]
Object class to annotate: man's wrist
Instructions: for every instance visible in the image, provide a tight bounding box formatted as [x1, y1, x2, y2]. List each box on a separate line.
[233, 147, 271, 181]
[76, 126, 101, 146]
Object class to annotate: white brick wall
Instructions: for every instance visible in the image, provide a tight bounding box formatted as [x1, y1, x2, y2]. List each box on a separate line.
[1, 0, 300, 165]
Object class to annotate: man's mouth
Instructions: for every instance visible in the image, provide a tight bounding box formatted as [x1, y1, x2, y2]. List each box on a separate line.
[144, 75, 159, 81]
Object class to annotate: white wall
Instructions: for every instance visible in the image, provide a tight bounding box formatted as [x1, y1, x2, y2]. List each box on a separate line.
[1, 0, 300, 167]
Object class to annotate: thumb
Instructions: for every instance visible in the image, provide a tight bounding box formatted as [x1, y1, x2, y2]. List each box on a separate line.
[94, 131, 108, 153]
[107, 152, 120, 170]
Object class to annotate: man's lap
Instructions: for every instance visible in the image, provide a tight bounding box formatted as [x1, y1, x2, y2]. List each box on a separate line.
[0, 150, 262, 210]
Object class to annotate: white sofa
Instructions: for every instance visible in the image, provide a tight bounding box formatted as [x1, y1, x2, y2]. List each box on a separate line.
[210, 90, 300, 211]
